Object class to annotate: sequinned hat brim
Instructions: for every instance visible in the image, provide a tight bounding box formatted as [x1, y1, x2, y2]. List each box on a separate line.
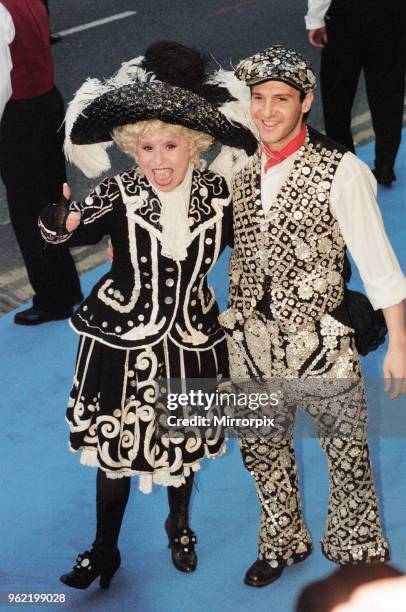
[242, 76, 306, 91]
[71, 81, 257, 153]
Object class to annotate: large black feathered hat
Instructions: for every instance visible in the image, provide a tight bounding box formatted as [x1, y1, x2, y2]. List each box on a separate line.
[65, 41, 258, 177]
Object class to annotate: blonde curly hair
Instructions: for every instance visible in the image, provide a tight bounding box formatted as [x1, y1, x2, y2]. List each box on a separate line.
[112, 120, 214, 168]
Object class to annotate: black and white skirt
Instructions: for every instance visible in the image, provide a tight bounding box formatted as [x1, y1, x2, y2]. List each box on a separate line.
[66, 333, 228, 492]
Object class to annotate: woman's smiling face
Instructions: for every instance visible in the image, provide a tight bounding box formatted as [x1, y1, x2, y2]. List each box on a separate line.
[136, 127, 194, 192]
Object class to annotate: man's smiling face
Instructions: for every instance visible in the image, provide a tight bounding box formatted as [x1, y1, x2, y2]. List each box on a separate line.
[250, 80, 313, 150]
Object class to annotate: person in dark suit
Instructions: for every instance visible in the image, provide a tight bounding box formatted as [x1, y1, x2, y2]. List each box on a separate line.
[0, 0, 82, 324]
[306, 0, 406, 186]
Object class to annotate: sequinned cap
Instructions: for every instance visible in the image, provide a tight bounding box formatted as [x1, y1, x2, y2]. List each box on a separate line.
[235, 45, 317, 93]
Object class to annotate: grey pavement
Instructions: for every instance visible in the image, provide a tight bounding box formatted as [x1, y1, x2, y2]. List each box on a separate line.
[0, 0, 404, 313]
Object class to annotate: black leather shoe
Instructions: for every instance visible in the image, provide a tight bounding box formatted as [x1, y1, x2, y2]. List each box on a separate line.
[244, 559, 284, 587]
[14, 306, 73, 326]
[244, 547, 312, 587]
[60, 547, 121, 590]
[165, 517, 197, 573]
[373, 166, 396, 186]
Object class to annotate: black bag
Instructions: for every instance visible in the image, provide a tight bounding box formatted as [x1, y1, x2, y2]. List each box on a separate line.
[331, 253, 387, 356]
[344, 289, 387, 356]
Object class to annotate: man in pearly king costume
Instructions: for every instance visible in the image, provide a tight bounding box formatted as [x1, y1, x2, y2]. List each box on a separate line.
[211, 45, 406, 587]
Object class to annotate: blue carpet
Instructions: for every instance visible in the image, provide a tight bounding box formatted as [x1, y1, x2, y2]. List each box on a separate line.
[1, 134, 405, 612]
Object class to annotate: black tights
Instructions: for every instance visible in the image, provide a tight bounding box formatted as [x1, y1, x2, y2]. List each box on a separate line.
[94, 469, 195, 550]
[167, 471, 195, 531]
[95, 469, 130, 551]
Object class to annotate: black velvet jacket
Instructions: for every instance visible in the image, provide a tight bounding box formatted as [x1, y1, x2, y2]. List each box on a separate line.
[39, 168, 232, 350]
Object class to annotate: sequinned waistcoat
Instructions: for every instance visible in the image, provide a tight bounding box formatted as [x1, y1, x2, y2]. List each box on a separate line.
[229, 128, 347, 330]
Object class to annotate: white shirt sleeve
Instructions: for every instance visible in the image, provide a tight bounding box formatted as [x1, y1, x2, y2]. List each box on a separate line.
[330, 152, 406, 310]
[0, 3, 14, 121]
[305, 0, 331, 29]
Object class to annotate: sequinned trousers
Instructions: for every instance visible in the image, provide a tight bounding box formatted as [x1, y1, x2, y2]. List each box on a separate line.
[220, 307, 390, 566]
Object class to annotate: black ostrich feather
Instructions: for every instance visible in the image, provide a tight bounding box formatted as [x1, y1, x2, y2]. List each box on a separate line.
[142, 40, 234, 107]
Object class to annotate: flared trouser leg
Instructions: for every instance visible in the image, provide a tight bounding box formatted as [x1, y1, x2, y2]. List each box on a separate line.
[319, 436, 389, 564]
[239, 432, 389, 566]
[239, 434, 312, 568]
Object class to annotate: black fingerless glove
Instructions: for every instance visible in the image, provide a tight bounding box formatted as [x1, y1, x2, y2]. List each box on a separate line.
[39, 196, 81, 236]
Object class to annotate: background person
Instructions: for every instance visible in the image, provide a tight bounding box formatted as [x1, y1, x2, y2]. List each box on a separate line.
[305, 0, 406, 186]
[0, 0, 82, 325]
[332, 574, 406, 612]
[0, 3, 13, 119]
[296, 563, 403, 612]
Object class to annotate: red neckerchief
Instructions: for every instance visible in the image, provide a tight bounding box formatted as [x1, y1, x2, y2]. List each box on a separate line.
[262, 123, 306, 173]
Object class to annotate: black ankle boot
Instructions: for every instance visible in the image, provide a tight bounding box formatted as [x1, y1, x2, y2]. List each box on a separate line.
[165, 517, 197, 573]
[59, 546, 121, 589]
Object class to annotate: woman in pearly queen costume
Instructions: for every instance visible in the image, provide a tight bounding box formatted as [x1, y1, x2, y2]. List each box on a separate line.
[39, 41, 257, 589]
